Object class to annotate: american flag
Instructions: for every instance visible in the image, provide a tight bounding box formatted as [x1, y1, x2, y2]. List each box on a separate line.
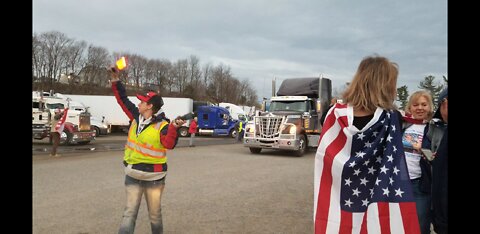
[314, 104, 420, 234]
[54, 108, 69, 132]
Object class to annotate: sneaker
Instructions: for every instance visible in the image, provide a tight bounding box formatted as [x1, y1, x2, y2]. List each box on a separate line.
[189, 145, 195, 147]
[54, 154, 61, 157]
[49, 153, 55, 157]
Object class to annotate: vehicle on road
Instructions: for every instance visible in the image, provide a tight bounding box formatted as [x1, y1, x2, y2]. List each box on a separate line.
[243, 76, 332, 156]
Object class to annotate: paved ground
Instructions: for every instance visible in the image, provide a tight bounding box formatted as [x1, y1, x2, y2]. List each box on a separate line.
[33, 143, 316, 234]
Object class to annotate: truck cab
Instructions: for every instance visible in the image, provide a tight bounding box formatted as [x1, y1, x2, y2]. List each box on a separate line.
[196, 106, 238, 138]
[32, 96, 96, 145]
[243, 77, 332, 156]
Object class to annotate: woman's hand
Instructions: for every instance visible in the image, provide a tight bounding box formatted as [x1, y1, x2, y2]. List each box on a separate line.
[173, 118, 185, 128]
[109, 67, 120, 82]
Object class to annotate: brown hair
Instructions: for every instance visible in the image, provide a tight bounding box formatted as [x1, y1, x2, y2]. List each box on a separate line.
[342, 55, 399, 113]
[405, 90, 434, 120]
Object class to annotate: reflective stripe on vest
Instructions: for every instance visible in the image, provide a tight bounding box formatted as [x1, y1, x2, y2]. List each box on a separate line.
[124, 119, 169, 164]
[238, 121, 243, 132]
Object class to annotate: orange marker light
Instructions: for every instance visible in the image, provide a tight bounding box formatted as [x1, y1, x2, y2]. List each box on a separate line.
[116, 56, 127, 70]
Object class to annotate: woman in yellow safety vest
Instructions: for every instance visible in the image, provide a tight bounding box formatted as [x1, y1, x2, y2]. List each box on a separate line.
[110, 68, 185, 234]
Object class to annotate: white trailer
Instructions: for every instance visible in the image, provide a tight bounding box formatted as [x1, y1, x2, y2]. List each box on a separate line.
[62, 94, 193, 132]
[219, 102, 247, 121]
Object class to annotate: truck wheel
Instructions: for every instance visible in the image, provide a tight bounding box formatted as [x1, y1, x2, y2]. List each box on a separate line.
[295, 135, 307, 156]
[93, 126, 101, 137]
[249, 147, 262, 154]
[179, 127, 189, 137]
[60, 130, 72, 146]
[230, 129, 238, 138]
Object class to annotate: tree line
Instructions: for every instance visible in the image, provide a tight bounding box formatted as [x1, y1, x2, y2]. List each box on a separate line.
[32, 31, 260, 106]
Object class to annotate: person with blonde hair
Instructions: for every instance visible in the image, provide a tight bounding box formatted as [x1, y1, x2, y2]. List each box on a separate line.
[401, 90, 434, 234]
[314, 55, 420, 233]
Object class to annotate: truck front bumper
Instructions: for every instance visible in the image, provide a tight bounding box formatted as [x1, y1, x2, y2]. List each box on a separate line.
[32, 128, 49, 140]
[70, 131, 96, 143]
[243, 137, 301, 151]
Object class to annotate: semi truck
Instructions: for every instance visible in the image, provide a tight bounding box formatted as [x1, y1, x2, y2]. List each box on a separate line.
[32, 94, 96, 145]
[194, 105, 239, 138]
[243, 76, 332, 156]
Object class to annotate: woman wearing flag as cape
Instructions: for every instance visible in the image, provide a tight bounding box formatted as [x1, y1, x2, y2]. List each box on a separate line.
[313, 55, 421, 234]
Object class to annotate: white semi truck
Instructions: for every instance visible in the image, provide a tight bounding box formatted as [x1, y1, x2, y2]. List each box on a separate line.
[32, 93, 96, 145]
[243, 76, 332, 156]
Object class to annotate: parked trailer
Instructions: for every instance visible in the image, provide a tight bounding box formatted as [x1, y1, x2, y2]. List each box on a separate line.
[62, 94, 193, 133]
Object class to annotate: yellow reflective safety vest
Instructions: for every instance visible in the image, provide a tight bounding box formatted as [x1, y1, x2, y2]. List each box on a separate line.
[238, 121, 243, 132]
[124, 119, 169, 165]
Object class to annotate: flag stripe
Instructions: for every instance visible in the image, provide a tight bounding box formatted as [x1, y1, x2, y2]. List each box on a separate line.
[366, 203, 381, 233]
[351, 212, 365, 234]
[389, 203, 404, 234]
[399, 202, 420, 234]
[315, 126, 347, 233]
[378, 202, 391, 234]
[340, 210, 353, 234]
[360, 211, 368, 234]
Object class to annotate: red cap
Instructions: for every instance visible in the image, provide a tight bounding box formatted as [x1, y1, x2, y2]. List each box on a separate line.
[136, 91, 158, 102]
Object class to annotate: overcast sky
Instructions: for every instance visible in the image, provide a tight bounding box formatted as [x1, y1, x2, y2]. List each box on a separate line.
[33, 0, 447, 100]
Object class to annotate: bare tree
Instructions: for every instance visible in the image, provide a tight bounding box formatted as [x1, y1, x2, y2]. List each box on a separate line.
[171, 59, 189, 94]
[80, 45, 110, 85]
[126, 54, 147, 89]
[32, 33, 46, 81]
[39, 31, 73, 85]
[62, 40, 87, 84]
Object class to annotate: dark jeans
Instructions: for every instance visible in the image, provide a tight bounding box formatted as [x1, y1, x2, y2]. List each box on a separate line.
[118, 175, 166, 234]
[411, 179, 431, 234]
[50, 132, 60, 155]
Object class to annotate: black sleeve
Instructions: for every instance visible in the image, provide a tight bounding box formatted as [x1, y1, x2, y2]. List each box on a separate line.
[320, 105, 332, 126]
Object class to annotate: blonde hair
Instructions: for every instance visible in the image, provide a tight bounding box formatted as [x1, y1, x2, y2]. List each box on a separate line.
[405, 90, 434, 120]
[343, 55, 399, 113]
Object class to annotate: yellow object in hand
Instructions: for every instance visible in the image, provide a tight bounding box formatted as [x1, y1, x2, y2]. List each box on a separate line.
[116, 56, 127, 70]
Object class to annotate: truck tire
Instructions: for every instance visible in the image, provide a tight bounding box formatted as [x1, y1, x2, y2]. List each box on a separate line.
[93, 126, 101, 137]
[60, 130, 72, 146]
[294, 135, 307, 156]
[249, 147, 262, 154]
[230, 129, 238, 138]
[179, 127, 189, 137]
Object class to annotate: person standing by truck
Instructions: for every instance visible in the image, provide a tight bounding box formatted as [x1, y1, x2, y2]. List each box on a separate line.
[50, 108, 68, 157]
[236, 119, 244, 142]
[109, 68, 185, 234]
[189, 117, 198, 147]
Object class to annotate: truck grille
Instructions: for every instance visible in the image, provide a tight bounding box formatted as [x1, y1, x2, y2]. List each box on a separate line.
[79, 112, 91, 131]
[257, 116, 284, 139]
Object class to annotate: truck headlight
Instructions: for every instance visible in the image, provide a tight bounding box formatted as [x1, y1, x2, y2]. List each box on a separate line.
[289, 125, 297, 134]
[246, 123, 255, 133]
[280, 124, 296, 134]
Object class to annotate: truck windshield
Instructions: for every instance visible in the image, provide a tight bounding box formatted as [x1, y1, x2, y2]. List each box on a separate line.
[269, 101, 307, 112]
[46, 103, 65, 110]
